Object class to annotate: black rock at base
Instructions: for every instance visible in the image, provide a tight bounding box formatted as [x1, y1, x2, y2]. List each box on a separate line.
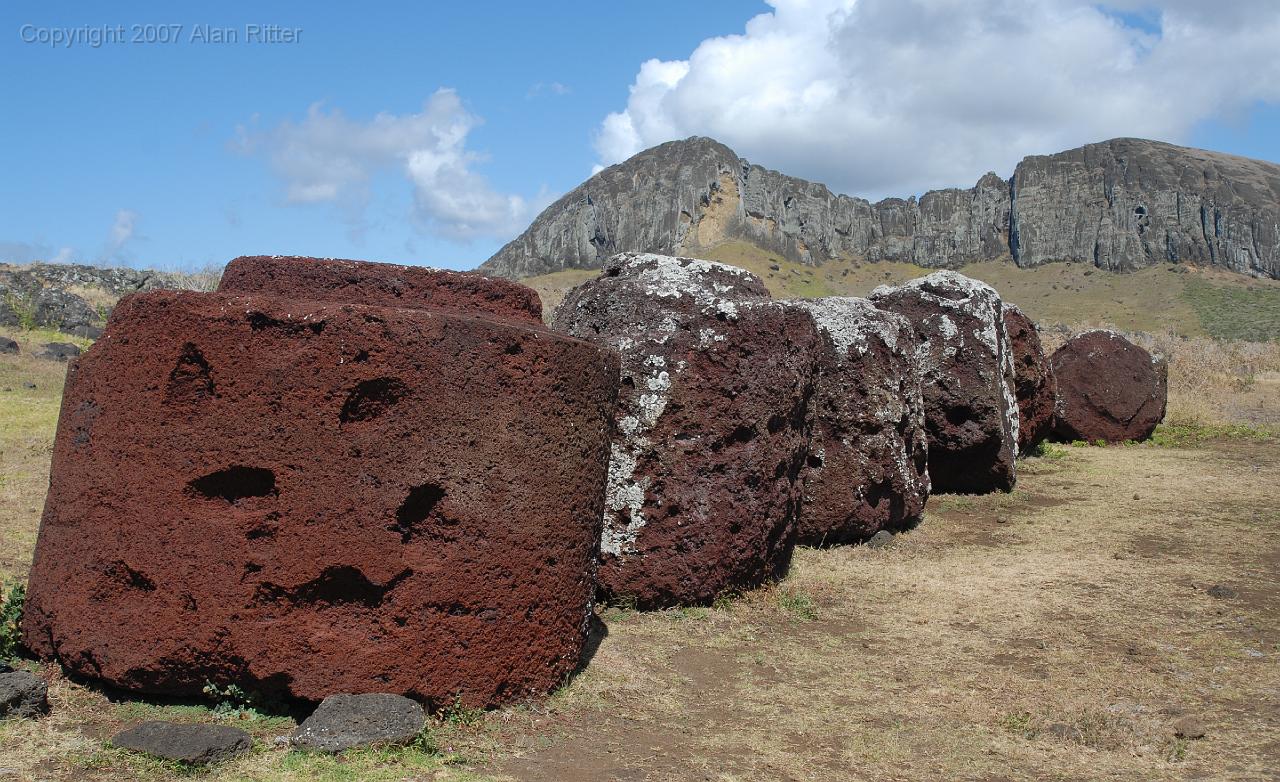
[0, 671, 50, 718]
[292, 693, 425, 753]
[112, 721, 253, 765]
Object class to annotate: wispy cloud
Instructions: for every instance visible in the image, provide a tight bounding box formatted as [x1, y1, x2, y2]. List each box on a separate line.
[526, 81, 571, 99]
[233, 89, 540, 241]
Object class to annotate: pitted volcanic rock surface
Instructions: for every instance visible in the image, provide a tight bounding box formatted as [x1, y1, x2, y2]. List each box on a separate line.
[21, 290, 617, 707]
[218, 255, 543, 324]
[784, 298, 929, 545]
[1051, 330, 1168, 443]
[552, 253, 819, 609]
[871, 271, 1019, 494]
[1002, 303, 1056, 452]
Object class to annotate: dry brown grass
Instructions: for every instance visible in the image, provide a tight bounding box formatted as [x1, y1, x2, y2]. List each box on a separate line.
[479, 441, 1280, 781]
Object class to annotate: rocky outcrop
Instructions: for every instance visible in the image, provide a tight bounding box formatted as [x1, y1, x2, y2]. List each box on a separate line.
[481, 137, 1279, 281]
[1002, 304, 1056, 452]
[1050, 330, 1168, 443]
[0, 262, 207, 338]
[783, 298, 929, 545]
[219, 255, 543, 324]
[1011, 139, 1280, 278]
[551, 253, 819, 608]
[871, 272, 1019, 494]
[22, 288, 618, 707]
[482, 138, 1010, 277]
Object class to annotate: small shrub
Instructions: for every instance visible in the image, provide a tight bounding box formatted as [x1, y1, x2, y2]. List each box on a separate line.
[999, 711, 1037, 739]
[0, 581, 25, 661]
[201, 681, 284, 719]
[775, 588, 818, 621]
[439, 695, 484, 729]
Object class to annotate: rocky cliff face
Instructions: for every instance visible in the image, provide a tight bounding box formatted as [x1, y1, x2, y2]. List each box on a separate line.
[481, 137, 1280, 280]
[1010, 138, 1280, 277]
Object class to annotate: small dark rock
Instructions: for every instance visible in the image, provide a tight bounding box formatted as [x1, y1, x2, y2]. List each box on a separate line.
[769, 263, 781, 271]
[1045, 722, 1080, 741]
[292, 693, 425, 753]
[0, 671, 51, 718]
[111, 721, 252, 765]
[0, 337, 17, 355]
[866, 530, 895, 549]
[66, 324, 103, 340]
[1172, 716, 1206, 739]
[22, 382, 36, 390]
[1206, 584, 1237, 600]
[36, 342, 81, 362]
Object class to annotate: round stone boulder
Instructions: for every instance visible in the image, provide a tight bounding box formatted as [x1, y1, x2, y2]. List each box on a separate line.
[783, 298, 929, 545]
[552, 253, 819, 609]
[218, 255, 543, 324]
[1051, 330, 1167, 443]
[871, 271, 1019, 494]
[1002, 303, 1056, 452]
[22, 290, 618, 708]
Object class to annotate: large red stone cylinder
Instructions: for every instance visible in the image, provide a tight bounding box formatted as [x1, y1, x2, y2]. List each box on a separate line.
[22, 290, 616, 707]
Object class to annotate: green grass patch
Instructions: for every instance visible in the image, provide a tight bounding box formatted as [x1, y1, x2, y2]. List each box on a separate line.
[1182, 277, 1280, 342]
[1149, 420, 1276, 448]
[775, 588, 819, 621]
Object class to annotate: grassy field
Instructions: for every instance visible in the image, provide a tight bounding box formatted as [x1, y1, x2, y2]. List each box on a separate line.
[2, 259, 1279, 780]
[522, 242, 1280, 341]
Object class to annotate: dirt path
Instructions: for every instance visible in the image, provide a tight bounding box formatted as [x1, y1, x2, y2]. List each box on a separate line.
[481, 442, 1280, 782]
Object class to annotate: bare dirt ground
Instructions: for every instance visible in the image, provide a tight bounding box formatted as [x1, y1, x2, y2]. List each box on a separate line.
[478, 440, 1279, 782]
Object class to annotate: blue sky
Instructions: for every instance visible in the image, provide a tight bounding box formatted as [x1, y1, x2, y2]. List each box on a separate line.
[1, 0, 1277, 272]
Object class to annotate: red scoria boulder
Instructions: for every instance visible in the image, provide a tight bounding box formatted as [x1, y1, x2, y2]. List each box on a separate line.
[21, 290, 617, 707]
[785, 298, 929, 545]
[871, 271, 1019, 494]
[551, 253, 820, 609]
[1051, 330, 1168, 443]
[1001, 303, 1056, 452]
[218, 255, 543, 324]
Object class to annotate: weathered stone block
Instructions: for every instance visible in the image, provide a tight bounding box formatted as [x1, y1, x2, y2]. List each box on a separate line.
[784, 298, 929, 545]
[1002, 303, 1056, 452]
[871, 271, 1019, 494]
[22, 290, 617, 707]
[552, 253, 819, 608]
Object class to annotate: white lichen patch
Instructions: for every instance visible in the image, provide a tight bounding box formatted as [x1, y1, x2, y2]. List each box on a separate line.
[787, 297, 904, 357]
[601, 444, 650, 556]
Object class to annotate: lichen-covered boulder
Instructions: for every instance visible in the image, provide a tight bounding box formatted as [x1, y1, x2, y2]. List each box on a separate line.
[1002, 303, 1056, 452]
[218, 255, 543, 324]
[22, 290, 617, 707]
[1051, 330, 1167, 443]
[784, 298, 929, 545]
[871, 271, 1019, 493]
[552, 253, 819, 609]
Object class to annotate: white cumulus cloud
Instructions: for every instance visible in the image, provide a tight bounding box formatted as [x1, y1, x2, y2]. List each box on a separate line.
[594, 0, 1280, 199]
[235, 89, 534, 241]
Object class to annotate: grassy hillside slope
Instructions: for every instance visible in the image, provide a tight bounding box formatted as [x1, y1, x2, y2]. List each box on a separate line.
[522, 241, 1280, 341]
